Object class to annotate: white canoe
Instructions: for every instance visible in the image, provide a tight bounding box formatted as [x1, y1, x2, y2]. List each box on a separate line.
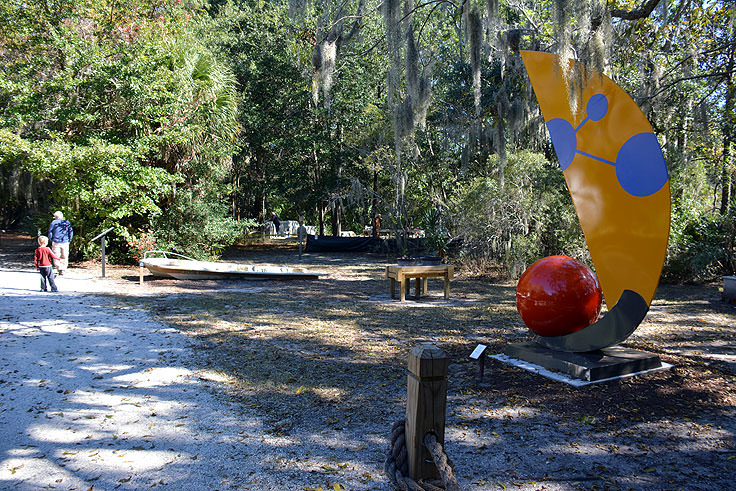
[142, 256, 320, 280]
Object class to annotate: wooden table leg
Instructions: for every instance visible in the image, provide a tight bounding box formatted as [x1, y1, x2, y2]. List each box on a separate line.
[443, 272, 450, 299]
[414, 277, 421, 299]
[400, 275, 406, 302]
[389, 277, 396, 299]
[422, 278, 428, 295]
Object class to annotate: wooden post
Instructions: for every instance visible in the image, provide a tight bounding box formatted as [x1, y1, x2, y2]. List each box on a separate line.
[405, 343, 449, 481]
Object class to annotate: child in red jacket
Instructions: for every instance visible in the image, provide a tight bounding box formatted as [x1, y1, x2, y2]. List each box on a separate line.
[35, 235, 60, 292]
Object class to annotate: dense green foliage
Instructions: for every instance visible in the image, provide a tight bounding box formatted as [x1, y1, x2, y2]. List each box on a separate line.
[1, 0, 734, 279]
[0, 0, 240, 259]
[450, 151, 586, 276]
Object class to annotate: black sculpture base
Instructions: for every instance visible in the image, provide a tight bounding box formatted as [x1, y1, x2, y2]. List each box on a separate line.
[504, 342, 663, 382]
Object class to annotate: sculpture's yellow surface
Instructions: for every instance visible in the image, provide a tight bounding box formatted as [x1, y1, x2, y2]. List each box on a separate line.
[521, 51, 670, 308]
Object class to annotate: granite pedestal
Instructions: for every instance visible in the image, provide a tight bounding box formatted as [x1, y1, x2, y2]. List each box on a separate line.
[724, 276, 736, 303]
[504, 342, 662, 382]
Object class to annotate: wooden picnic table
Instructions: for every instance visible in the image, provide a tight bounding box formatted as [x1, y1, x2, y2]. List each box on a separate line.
[386, 264, 454, 302]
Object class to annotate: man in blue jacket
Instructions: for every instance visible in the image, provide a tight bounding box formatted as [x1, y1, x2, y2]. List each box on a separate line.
[48, 211, 73, 275]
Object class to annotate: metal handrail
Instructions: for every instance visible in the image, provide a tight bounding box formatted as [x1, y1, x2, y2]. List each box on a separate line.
[142, 250, 198, 261]
[89, 227, 116, 278]
[90, 227, 115, 242]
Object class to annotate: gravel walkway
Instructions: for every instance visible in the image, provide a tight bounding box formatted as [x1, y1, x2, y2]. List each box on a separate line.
[0, 266, 385, 490]
[2, 235, 735, 490]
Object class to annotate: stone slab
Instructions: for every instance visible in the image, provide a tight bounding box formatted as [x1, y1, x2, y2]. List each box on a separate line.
[724, 276, 736, 302]
[503, 342, 662, 382]
[489, 353, 672, 387]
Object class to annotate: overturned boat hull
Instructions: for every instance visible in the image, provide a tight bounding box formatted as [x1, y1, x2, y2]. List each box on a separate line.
[143, 258, 320, 280]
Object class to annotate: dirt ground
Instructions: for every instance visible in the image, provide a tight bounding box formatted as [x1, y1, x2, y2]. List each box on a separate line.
[4, 233, 735, 490]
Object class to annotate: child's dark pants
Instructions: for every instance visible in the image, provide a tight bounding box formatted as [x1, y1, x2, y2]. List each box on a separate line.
[39, 266, 58, 292]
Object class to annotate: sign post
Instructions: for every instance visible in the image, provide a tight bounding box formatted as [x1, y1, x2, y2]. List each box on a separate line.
[90, 227, 114, 278]
[469, 344, 488, 379]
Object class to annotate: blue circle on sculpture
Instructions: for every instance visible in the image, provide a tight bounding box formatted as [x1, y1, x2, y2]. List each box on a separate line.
[615, 132, 669, 197]
[547, 118, 576, 170]
[586, 94, 608, 121]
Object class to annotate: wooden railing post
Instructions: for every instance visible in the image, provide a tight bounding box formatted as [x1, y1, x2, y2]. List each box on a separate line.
[405, 343, 449, 481]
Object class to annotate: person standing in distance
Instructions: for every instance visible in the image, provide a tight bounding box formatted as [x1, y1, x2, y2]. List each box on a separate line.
[271, 212, 281, 236]
[48, 211, 73, 275]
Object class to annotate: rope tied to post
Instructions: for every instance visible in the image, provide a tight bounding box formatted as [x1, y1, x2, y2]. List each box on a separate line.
[384, 419, 459, 491]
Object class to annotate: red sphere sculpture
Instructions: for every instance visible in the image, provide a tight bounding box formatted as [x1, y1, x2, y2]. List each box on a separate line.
[516, 255, 603, 337]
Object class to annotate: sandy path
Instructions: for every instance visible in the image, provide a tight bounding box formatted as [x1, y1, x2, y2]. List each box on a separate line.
[3, 236, 734, 490]
[0, 267, 288, 490]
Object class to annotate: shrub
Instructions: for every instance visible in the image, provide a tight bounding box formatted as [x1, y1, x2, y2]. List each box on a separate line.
[449, 150, 587, 278]
[127, 230, 157, 262]
[152, 190, 241, 260]
[664, 204, 730, 282]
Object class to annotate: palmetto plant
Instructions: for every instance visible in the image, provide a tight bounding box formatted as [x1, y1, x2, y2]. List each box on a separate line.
[158, 38, 239, 183]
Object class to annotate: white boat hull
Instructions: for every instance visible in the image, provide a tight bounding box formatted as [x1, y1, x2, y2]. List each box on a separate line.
[143, 258, 319, 280]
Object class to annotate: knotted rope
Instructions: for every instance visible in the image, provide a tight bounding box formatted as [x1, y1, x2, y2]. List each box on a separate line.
[384, 419, 459, 491]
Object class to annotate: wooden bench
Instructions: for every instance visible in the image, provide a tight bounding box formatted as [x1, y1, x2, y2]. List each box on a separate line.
[386, 265, 454, 302]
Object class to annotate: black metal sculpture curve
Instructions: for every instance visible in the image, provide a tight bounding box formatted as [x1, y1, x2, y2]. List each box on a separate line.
[532, 290, 649, 353]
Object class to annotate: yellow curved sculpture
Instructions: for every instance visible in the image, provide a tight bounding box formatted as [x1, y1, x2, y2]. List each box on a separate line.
[520, 51, 671, 352]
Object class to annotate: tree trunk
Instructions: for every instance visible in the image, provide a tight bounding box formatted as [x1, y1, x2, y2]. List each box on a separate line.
[258, 155, 266, 221]
[722, 27, 736, 273]
[332, 199, 342, 236]
[311, 140, 325, 235]
[332, 125, 344, 237]
[371, 166, 379, 237]
[319, 203, 326, 235]
[232, 171, 238, 219]
[721, 37, 735, 215]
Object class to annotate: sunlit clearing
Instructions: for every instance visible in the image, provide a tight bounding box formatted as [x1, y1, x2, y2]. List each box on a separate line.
[197, 369, 235, 383]
[538, 440, 609, 457]
[5, 448, 39, 457]
[3, 320, 118, 336]
[26, 425, 108, 444]
[111, 366, 193, 388]
[311, 387, 347, 401]
[0, 457, 88, 488]
[308, 433, 371, 451]
[78, 363, 136, 374]
[59, 448, 185, 472]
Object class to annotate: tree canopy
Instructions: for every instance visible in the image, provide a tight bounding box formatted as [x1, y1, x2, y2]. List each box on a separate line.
[1, 0, 734, 278]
